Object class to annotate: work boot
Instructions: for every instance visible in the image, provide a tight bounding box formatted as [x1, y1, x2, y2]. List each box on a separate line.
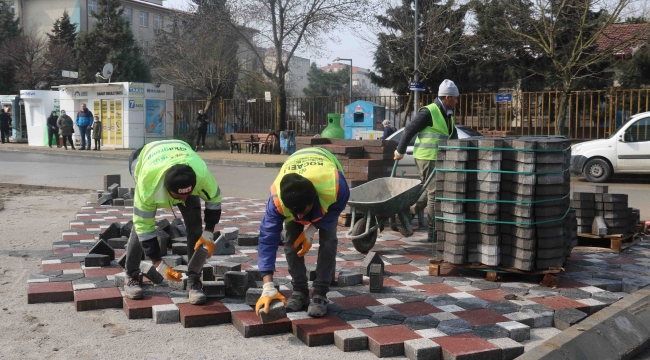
[124, 275, 144, 300]
[187, 276, 207, 305]
[307, 294, 329, 318]
[286, 290, 309, 312]
[201, 146, 205, 152]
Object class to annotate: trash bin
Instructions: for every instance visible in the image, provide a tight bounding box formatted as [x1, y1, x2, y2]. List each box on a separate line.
[321, 113, 344, 138]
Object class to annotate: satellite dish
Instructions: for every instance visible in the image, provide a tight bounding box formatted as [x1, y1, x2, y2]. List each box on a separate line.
[102, 63, 114, 82]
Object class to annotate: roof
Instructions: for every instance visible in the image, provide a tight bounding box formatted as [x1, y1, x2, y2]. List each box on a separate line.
[596, 23, 650, 55]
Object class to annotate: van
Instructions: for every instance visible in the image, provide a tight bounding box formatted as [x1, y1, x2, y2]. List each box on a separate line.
[570, 111, 650, 182]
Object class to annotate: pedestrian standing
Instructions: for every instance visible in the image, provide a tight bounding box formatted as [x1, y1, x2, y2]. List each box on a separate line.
[0, 109, 10, 144]
[381, 119, 396, 139]
[75, 103, 93, 150]
[47, 110, 60, 148]
[57, 110, 75, 150]
[194, 109, 209, 152]
[92, 116, 102, 151]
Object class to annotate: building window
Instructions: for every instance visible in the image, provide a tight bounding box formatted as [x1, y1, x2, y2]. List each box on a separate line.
[123, 8, 132, 24]
[154, 14, 163, 30]
[141, 40, 149, 55]
[89, 0, 98, 14]
[9, 1, 14, 13]
[139, 11, 148, 27]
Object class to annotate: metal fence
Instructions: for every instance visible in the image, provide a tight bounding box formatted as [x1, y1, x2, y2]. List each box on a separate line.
[173, 89, 650, 140]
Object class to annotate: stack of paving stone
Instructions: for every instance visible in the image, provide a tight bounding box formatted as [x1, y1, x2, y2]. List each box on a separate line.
[90, 175, 135, 206]
[572, 192, 595, 234]
[295, 137, 396, 187]
[474, 138, 503, 266]
[588, 186, 640, 236]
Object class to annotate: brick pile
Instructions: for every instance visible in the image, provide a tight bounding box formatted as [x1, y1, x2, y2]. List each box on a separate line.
[295, 137, 396, 188]
[434, 137, 575, 271]
[588, 186, 640, 236]
[91, 174, 135, 206]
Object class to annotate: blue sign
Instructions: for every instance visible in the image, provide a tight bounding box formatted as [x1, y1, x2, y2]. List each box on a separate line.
[145, 100, 166, 135]
[409, 82, 426, 91]
[496, 93, 513, 103]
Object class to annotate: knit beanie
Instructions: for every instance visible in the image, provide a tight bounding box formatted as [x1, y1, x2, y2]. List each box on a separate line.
[165, 164, 196, 195]
[280, 173, 317, 214]
[382, 120, 391, 126]
[438, 79, 459, 97]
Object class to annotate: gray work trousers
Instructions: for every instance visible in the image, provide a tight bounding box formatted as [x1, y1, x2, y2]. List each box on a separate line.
[284, 221, 338, 296]
[411, 158, 436, 235]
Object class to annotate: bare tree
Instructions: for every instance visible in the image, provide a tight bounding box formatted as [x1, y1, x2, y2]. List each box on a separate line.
[499, 0, 646, 134]
[227, 0, 373, 132]
[0, 30, 50, 89]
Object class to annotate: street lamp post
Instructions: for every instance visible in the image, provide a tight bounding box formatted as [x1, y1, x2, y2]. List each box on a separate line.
[333, 57, 353, 103]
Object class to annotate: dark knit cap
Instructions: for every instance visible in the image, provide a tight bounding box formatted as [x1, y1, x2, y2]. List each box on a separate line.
[280, 173, 317, 214]
[165, 164, 196, 194]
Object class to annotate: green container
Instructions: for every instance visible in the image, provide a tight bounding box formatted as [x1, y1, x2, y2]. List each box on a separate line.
[321, 113, 345, 139]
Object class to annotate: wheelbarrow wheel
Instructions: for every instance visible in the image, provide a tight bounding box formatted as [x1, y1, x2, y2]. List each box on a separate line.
[351, 215, 377, 253]
[394, 211, 414, 237]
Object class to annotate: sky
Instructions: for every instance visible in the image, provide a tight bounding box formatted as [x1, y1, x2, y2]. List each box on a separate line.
[162, 0, 377, 70]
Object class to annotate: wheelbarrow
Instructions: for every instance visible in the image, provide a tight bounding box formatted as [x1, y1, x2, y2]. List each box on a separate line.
[345, 160, 436, 253]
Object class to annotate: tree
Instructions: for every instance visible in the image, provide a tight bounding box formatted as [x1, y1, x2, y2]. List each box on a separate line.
[0, 2, 21, 93]
[76, 0, 150, 83]
[0, 30, 50, 90]
[617, 44, 650, 88]
[497, 0, 642, 134]
[227, 0, 372, 133]
[303, 63, 351, 97]
[47, 10, 77, 49]
[149, 0, 239, 112]
[46, 10, 78, 86]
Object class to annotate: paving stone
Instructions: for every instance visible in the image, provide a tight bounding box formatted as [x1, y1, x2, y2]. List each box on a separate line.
[259, 300, 287, 324]
[404, 337, 442, 360]
[575, 298, 607, 314]
[202, 280, 225, 298]
[245, 288, 263, 306]
[84, 253, 111, 267]
[28, 281, 74, 303]
[237, 233, 259, 246]
[334, 328, 369, 352]
[455, 308, 510, 326]
[178, 299, 232, 328]
[361, 251, 384, 276]
[495, 321, 530, 342]
[487, 301, 521, 315]
[520, 309, 554, 328]
[152, 304, 180, 324]
[123, 293, 173, 319]
[558, 288, 592, 300]
[99, 222, 121, 241]
[437, 318, 473, 335]
[213, 262, 241, 276]
[433, 333, 502, 360]
[338, 270, 363, 287]
[74, 287, 122, 311]
[488, 337, 525, 360]
[292, 315, 353, 347]
[503, 312, 535, 328]
[232, 310, 292, 338]
[362, 324, 422, 358]
[591, 291, 624, 305]
[553, 308, 587, 330]
[224, 271, 248, 296]
[107, 237, 128, 250]
[214, 235, 235, 255]
[171, 243, 187, 256]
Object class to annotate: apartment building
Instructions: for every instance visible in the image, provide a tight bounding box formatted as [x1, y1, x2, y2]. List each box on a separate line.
[261, 48, 310, 96]
[320, 62, 381, 96]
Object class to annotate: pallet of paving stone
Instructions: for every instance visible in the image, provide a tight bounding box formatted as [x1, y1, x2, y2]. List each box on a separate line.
[574, 231, 641, 253]
[427, 259, 563, 287]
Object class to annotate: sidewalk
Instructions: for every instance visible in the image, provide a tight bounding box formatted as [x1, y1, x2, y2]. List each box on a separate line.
[0, 142, 288, 168]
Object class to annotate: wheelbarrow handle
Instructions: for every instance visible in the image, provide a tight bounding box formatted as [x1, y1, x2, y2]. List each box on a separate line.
[391, 159, 399, 177]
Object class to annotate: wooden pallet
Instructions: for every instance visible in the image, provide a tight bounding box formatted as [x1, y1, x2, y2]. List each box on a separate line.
[428, 260, 563, 288]
[574, 231, 640, 253]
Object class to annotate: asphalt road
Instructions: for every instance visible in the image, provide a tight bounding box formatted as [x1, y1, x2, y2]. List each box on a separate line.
[0, 152, 279, 200]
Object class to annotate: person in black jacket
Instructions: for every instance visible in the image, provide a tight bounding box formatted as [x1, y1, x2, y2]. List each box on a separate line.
[0, 109, 11, 144]
[194, 109, 209, 152]
[47, 110, 60, 148]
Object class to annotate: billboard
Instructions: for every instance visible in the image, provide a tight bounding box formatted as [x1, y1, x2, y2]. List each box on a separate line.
[145, 99, 166, 135]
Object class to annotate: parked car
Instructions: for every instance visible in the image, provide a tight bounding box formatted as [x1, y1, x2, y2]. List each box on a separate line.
[386, 125, 483, 177]
[570, 111, 650, 182]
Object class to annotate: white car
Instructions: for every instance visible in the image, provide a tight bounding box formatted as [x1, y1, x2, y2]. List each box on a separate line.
[570, 111, 650, 182]
[386, 125, 483, 177]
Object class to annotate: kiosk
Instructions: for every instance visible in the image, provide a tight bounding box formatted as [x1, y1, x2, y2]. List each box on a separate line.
[19, 90, 60, 146]
[56, 82, 174, 149]
[0, 94, 27, 142]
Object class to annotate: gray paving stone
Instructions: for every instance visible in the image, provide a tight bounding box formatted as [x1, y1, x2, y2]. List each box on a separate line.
[436, 318, 473, 335]
[521, 309, 554, 328]
[473, 324, 510, 339]
[425, 294, 459, 307]
[553, 308, 587, 330]
[558, 288, 592, 300]
[504, 312, 535, 328]
[488, 337, 525, 360]
[496, 320, 530, 342]
[591, 290, 624, 304]
[488, 301, 521, 315]
[334, 329, 368, 352]
[152, 304, 179, 324]
[404, 338, 441, 360]
[403, 315, 440, 330]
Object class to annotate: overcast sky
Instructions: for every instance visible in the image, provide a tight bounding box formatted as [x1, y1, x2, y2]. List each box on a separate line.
[162, 0, 377, 70]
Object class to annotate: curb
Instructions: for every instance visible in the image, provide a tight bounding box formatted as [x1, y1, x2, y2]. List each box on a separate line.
[0, 147, 283, 168]
[518, 286, 650, 360]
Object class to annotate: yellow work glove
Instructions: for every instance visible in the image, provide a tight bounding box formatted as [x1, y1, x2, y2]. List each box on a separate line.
[394, 150, 404, 160]
[294, 224, 317, 257]
[156, 263, 183, 282]
[255, 282, 288, 315]
[194, 231, 215, 258]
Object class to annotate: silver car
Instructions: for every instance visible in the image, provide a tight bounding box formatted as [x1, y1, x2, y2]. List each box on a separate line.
[386, 125, 483, 177]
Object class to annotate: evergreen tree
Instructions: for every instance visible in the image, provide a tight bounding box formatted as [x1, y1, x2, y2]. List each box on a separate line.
[303, 63, 351, 97]
[75, 0, 150, 82]
[47, 10, 77, 49]
[0, 2, 20, 93]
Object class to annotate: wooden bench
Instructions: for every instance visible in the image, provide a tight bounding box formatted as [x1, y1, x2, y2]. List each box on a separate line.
[228, 133, 277, 154]
[228, 133, 254, 153]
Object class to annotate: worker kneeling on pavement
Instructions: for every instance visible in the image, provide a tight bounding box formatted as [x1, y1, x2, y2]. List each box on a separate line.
[394, 79, 459, 243]
[124, 140, 222, 305]
[256, 147, 350, 318]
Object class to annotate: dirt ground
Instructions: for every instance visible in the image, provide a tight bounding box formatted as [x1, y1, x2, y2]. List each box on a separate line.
[0, 188, 377, 360]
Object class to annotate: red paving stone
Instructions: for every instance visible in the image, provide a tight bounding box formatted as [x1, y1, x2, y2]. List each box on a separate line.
[330, 295, 381, 310]
[27, 282, 74, 304]
[62, 234, 96, 241]
[178, 299, 232, 328]
[53, 247, 89, 254]
[531, 296, 590, 312]
[413, 283, 461, 296]
[362, 325, 422, 357]
[555, 277, 588, 289]
[292, 316, 352, 347]
[123, 293, 173, 319]
[606, 257, 637, 264]
[454, 308, 510, 326]
[74, 287, 123, 311]
[382, 277, 406, 287]
[84, 267, 124, 277]
[433, 333, 501, 359]
[403, 253, 432, 261]
[232, 311, 292, 338]
[42, 262, 81, 272]
[384, 264, 422, 273]
[389, 302, 442, 317]
[469, 289, 511, 302]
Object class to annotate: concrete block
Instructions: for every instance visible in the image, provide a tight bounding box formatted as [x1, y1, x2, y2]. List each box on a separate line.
[114, 272, 127, 287]
[496, 321, 530, 342]
[237, 233, 259, 246]
[592, 216, 608, 236]
[107, 236, 128, 250]
[202, 264, 215, 281]
[404, 338, 441, 360]
[100, 222, 121, 241]
[171, 243, 187, 256]
[554, 308, 587, 330]
[139, 261, 164, 284]
[187, 246, 208, 274]
[107, 183, 119, 198]
[488, 337, 524, 360]
[124, 199, 134, 206]
[214, 262, 241, 276]
[84, 254, 111, 267]
[591, 185, 608, 193]
[334, 328, 369, 352]
[361, 251, 384, 276]
[369, 263, 383, 293]
[162, 255, 183, 268]
[221, 227, 239, 240]
[152, 304, 180, 324]
[338, 270, 363, 287]
[89, 239, 115, 261]
[259, 300, 287, 324]
[117, 252, 126, 269]
[104, 175, 121, 190]
[202, 280, 225, 298]
[225, 271, 249, 296]
[156, 230, 170, 257]
[603, 193, 628, 203]
[214, 235, 235, 255]
[504, 312, 535, 328]
[246, 288, 263, 306]
[573, 192, 595, 201]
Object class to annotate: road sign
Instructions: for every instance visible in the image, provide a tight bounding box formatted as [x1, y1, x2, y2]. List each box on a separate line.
[265, 91, 271, 102]
[496, 93, 513, 103]
[409, 82, 425, 91]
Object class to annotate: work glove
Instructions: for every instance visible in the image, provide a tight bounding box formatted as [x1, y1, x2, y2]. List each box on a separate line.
[156, 262, 183, 282]
[255, 282, 287, 315]
[394, 150, 405, 160]
[194, 231, 215, 258]
[294, 224, 317, 257]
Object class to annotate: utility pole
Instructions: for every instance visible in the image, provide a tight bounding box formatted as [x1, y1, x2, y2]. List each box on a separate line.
[413, 0, 419, 115]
